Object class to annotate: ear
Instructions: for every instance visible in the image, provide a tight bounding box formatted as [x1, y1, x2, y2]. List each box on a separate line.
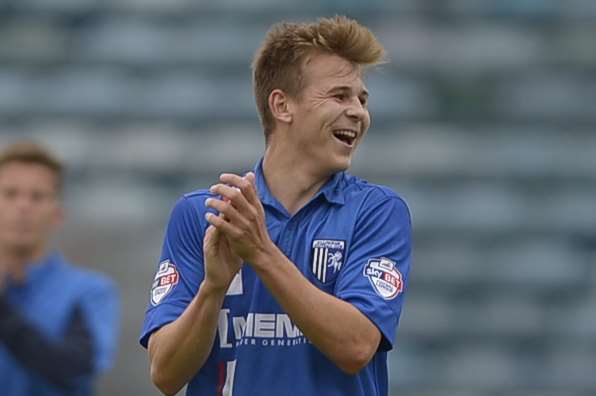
[268, 89, 293, 125]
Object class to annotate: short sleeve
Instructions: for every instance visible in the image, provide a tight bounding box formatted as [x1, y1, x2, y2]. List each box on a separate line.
[334, 195, 412, 351]
[139, 195, 207, 348]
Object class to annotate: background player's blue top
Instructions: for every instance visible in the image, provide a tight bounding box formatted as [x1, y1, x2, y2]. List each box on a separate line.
[140, 160, 412, 396]
[0, 252, 120, 396]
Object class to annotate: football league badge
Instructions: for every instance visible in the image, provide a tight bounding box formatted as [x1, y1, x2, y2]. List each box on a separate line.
[311, 239, 345, 283]
[363, 257, 403, 300]
[151, 260, 180, 306]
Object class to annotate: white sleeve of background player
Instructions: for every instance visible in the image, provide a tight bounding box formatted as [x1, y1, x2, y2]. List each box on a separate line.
[334, 195, 412, 351]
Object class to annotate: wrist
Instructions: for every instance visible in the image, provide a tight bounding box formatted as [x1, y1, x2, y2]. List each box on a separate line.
[199, 279, 230, 299]
[250, 241, 282, 273]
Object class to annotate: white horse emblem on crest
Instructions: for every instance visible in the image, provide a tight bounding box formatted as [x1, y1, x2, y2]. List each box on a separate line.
[328, 251, 343, 273]
[312, 239, 345, 283]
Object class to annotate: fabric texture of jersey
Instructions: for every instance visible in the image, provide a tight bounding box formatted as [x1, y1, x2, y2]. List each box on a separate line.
[0, 252, 120, 396]
[140, 160, 412, 396]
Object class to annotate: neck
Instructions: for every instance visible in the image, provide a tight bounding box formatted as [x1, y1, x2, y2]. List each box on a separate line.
[0, 243, 47, 283]
[262, 145, 332, 215]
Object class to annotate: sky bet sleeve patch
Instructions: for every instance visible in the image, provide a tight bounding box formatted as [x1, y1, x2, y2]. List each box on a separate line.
[151, 260, 180, 306]
[363, 257, 404, 300]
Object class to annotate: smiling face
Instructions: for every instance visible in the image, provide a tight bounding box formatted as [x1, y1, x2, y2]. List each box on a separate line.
[283, 52, 371, 176]
[0, 161, 62, 257]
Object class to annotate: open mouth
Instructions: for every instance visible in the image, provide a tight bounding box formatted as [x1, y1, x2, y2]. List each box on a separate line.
[333, 130, 357, 146]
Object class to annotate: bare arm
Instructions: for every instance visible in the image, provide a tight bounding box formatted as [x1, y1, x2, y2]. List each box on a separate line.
[254, 246, 380, 373]
[206, 173, 380, 374]
[148, 281, 226, 395]
[148, 225, 242, 395]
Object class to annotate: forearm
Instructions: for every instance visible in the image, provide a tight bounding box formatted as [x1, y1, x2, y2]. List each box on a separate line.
[149, 281, 227, 395]
[253, 246, 380, 374]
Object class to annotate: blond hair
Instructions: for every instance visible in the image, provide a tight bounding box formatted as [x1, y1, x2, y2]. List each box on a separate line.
[252, 15, 385, 141]
[0, 141, 64, 191]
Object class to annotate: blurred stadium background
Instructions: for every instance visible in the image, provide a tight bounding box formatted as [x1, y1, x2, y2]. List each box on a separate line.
[1, 0, 595, 395]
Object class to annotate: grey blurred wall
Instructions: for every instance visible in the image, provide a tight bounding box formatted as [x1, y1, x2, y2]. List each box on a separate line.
[1, 1, 595, 395]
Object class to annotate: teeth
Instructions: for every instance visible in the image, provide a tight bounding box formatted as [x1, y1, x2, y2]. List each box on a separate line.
[334, 130, 356, 139]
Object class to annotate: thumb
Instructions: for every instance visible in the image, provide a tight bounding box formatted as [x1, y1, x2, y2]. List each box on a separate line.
[204, 224, 220, 246]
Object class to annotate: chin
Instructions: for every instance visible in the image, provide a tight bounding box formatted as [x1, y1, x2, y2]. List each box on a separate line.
[2, 236, 37, 254]
[328, 157, 352, 173]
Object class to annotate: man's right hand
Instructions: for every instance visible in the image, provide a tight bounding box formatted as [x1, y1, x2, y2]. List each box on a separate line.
[202, 219, 243, 292]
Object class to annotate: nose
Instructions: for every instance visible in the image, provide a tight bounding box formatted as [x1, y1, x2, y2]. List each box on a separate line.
[13, 194, 34, 212]
[345, 97, 368, 124]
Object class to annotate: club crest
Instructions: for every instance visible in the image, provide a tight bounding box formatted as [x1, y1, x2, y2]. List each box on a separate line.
[151, 260, 180, 306]
[363, 257, 403, 300]
[311, 239, 345, 283]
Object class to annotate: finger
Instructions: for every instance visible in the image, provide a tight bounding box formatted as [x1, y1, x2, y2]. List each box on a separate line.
[204, 223, 218, 241]
[219, 173, 260, 208]
[205, 212, 242, 239]
[244, 171, 256, 186]
[240, 172, 265, 218]
[242, 172, 261, 207]
[210, 183, 251, 213]
[203, 224, 220, 253]
[205, 198, 248, 227]
[219, 173, 246, 193]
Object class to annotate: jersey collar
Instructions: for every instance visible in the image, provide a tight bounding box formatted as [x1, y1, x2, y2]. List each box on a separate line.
[253, 158, 346, 213]
[5, 251, 61, 292]
[24, 251, 62, 285]
[320, 172, 346, 205]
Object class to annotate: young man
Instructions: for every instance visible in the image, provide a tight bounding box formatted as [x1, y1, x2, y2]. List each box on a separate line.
[141, 16, 412, 396]
[0, 141, 119, 396]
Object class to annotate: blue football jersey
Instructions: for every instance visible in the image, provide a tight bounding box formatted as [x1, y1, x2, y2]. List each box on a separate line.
[0, 253, 119, 396]
[140, 160, 412, 396]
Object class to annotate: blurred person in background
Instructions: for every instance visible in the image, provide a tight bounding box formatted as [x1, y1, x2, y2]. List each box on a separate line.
[0, 141, 120, 396]
[141, 16, 411, 396]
